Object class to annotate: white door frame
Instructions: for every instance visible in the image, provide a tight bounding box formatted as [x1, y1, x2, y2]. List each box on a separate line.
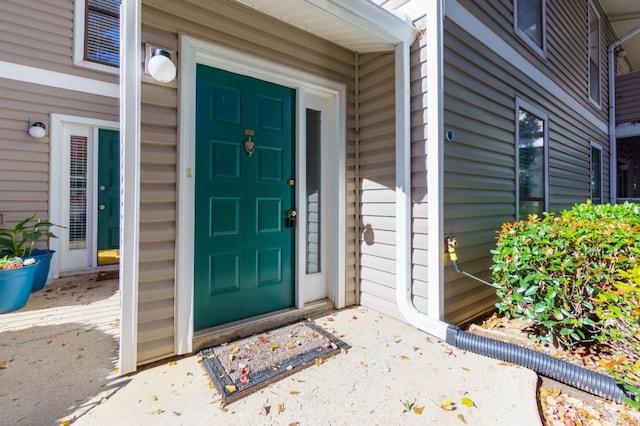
[175, 35, 347, 354]
[49, 114, 119, 279]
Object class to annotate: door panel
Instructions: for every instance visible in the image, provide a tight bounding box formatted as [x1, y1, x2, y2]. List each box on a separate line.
[194, 65, 295, 329]
[97, 129, 120, 251]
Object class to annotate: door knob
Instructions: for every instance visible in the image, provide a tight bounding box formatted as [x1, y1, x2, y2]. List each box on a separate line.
[286, 210, 297, 228]
[99, 185, 106, 191]
[99, 205, 106, 210]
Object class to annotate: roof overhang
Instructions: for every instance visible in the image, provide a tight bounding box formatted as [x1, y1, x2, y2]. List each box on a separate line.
[599, 0, 640, 73]
[232, 0, 418, 52]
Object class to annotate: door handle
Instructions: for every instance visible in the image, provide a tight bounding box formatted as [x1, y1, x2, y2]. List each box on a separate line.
[286, 210, 297, 228]
[99, 205, 106, 210]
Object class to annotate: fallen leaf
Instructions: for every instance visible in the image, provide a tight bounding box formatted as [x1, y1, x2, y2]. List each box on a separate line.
[352, 315, 358, 320]
[393, 335, 402, 343]
[152, 395, 158, 401]
[225, 385, 237, 393]
[399, 355, 410, 361]
[172, 411, 181, 416]
[0, 360, 7, 369]
[440, 399, 456, 411]
[59, 419, 71, 426]
[262, 405, 271, 416]
[112, 368, 119, 374]
[259, 336, 269, 344]
[401, 400, 414, 413]
[286, 343, 298, 350]
[239, 375, 249, 386]
[167, 360, 177, 366]
[326, 317, 335, 322]
[269, 344, 280, 351]
[289, 423, 300, 426]
[461, 397, 476, 408]
[228, 347, 239, 355]
[315, 358, 324, 366]
[290, 390, 300, 395]
[457, 413, 467, 424]
[277, 403, 285, 414]
[148, 409, 164, 415]
[413, 406, 425, 415]
[186, 372, 194, 376]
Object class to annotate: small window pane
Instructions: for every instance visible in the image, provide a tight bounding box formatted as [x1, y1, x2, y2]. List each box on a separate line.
[306, 109, 321, 274]
[518, 108, 545, 218]
[591, 145, 602, 203]
[517, 0, 543, 48]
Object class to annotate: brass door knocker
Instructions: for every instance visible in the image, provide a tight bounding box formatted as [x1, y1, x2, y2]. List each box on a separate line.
[244, 136, 255, 157]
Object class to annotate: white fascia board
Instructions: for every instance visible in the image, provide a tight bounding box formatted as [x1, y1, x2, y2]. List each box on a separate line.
[617, 124, 640, 138]
[0, 61, 119, 98]
[304, 0, 417, 45]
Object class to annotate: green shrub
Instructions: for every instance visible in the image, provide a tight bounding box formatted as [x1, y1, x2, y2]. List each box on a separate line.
[491, 201, 640, 347]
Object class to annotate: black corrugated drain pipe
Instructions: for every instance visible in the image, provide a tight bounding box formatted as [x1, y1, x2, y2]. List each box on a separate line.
[445, 325, 633, 402]
[444, 236, 635, 404]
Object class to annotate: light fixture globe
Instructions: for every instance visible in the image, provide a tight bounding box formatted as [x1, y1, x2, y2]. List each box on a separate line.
[148, 49, 177, 83]
[28, 122, 46, 138]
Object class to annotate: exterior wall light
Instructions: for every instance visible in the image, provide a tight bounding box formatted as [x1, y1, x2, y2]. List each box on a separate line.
[146, 47, 177, 83]
[28, 121, 47, 138]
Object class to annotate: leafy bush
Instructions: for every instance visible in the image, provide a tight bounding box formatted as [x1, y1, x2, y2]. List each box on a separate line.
[491, 201, 640, 347]
[593, 266, 640, 406]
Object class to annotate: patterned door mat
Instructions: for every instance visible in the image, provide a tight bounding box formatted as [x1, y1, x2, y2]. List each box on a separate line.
[199, 320, 349, 405]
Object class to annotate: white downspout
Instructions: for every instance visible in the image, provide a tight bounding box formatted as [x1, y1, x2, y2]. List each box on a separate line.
[395, 0, 449, 340]
[608, 25, 640, 204]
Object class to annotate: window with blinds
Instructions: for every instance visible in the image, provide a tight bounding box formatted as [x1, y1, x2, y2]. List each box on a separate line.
[70, 135, 88, 250]
[85, 0, 121, 67]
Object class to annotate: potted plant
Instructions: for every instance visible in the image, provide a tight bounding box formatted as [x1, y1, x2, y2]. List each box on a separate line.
[0, 213, 62, 292]
[0, 256, 38, 313]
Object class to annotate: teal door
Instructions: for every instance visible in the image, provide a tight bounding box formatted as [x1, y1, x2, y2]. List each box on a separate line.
[97, 129, 120, 253]
[194, 65, 295, 330]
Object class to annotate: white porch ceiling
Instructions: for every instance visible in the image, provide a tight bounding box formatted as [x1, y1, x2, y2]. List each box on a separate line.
[599, 0, 640, 74]
[231, 0, 416, 52]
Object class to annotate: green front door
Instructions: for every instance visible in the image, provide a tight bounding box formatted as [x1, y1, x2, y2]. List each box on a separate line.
[194, 65, 296, 330]
[97, 129, 120, 253]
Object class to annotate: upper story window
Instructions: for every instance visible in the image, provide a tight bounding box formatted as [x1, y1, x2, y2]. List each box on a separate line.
[588, 1, 601, 106]
[514, 0, 546, 57]
[516, 98, 549, 220]
[74, 0, 121, 73]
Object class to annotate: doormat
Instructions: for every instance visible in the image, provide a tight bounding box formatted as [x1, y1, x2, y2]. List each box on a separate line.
[199, 320, 349, 405]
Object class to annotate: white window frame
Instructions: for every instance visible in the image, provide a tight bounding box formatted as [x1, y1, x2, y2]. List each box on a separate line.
[514, 0, 547, 58]
[73, 0, 120, 74]
[588, 0, 602, 108]
[590, 141, 603, 203]
[515, 97, 549, 220]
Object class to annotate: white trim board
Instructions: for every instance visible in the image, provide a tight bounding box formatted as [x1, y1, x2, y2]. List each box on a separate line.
[176, 35, 347, 355]
[617, 124, 640, 139]
[447, 0, 608, 135]
[0, 61, 119, 98]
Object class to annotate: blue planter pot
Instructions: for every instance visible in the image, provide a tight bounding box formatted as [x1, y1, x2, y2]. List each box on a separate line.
[0, 262, 38, 313]
[24, 249, 55, 292]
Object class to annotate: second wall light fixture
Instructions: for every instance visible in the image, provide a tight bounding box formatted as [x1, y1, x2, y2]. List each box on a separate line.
[145, 44, 177, 83]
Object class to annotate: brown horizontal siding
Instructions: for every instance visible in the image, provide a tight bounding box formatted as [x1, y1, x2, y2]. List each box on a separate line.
[616, 71, 640, 125]
[139, 0, 357, 364]
[0, 77, 118, 225]
[0, 0, 118, 82]
[443, 17, 610, 325]
[463, 0, 616, 127]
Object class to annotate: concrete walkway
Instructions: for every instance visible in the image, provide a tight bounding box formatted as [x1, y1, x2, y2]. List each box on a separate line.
[1, 275, 542, 425]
